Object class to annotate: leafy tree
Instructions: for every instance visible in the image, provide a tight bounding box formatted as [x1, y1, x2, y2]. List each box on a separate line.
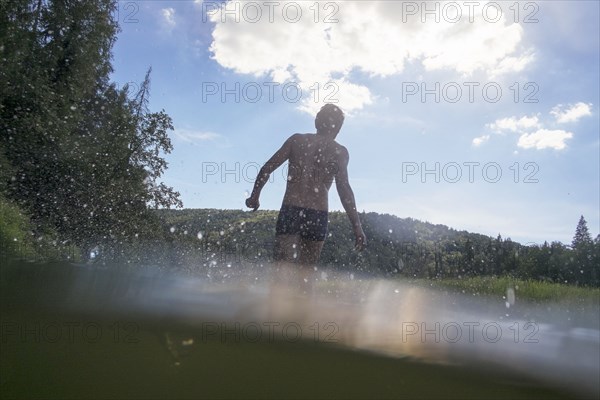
[593, 235, 600, 286]
[547, 241, 570, 283]
[0, 0, 181, 260]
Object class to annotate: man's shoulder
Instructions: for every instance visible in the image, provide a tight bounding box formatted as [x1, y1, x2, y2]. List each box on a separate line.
[288, 133, 310, 142]
[332, 142, 349, 157]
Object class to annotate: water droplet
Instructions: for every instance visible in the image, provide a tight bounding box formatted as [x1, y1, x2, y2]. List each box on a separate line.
[197, 232, 203, 240]
[170, 226, 175, 233]
[506, 288, 515, 307]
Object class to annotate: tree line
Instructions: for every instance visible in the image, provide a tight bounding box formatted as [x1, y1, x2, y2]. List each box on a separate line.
[156, 209, 599, 287]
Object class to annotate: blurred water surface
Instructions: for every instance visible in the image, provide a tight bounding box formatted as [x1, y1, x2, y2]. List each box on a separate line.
[1, 261, 598, 399]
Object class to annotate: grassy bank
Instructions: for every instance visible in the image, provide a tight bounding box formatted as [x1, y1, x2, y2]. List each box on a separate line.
[423, 276, 600, 304]
[0, 196, 37, 260]
[0, 195, 79, 262]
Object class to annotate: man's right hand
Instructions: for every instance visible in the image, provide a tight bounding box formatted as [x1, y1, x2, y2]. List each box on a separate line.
[354, 229, 367, 251]
[245, 196, 260, 211]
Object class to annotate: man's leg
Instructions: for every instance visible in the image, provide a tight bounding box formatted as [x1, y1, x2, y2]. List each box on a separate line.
[268, 234, 301, 320]
[274, 234, 300, 263]
[272, 234, 300, 285]
[298, 239, 325, 293]
[298, 239, 325, 266]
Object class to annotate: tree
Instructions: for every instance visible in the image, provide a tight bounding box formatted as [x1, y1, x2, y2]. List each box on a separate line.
[127, 68, 182, 210]
[572, 215, 592, 249]
[0, 0, 181, 260]
[593, 235, 600, 286]
[571, 215, 594, 285]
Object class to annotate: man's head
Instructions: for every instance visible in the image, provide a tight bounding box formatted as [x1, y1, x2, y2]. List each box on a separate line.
[315, 104, 344, 136]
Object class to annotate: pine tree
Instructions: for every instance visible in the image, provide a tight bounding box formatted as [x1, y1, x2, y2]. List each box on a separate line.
[572, 215, 592, 249]
[571, 215, 594, 285]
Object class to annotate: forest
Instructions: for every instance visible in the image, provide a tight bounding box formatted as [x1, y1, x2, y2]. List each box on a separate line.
[147, 209, 599, 286]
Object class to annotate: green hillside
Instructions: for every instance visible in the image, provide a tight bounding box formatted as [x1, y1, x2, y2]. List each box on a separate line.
[151, 209, 599, 286]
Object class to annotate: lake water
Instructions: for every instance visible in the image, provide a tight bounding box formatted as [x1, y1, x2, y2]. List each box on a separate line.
[1, 261, 598, 399]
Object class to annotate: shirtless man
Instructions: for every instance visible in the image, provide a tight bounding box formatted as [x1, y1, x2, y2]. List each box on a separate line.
[245, 104, 366, 268]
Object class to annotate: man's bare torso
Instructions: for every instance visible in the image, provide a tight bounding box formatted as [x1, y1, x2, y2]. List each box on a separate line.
[282, 133, 345, 211]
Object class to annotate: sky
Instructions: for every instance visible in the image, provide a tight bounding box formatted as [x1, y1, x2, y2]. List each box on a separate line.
[110, 0, 599, 245]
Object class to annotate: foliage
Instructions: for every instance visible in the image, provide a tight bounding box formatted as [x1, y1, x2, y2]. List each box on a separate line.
[424, 276, 600, 304]
[154, 209, 600, 287]
[0, 193, 79, 261]
[0, 0, 180, 260]
[0, 195, 35, 259]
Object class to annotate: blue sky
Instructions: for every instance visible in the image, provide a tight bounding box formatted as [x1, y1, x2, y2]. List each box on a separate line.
[110, 0, 599, 245]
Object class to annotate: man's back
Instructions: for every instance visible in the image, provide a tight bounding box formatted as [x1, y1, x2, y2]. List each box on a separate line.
[283, 133, 346, 211]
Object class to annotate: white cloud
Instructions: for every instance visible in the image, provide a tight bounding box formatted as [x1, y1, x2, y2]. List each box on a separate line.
[298, 78, 374, 115]
[161, 8, 176, 29]
[488, 51, 536, 78]
[207, 0, 533, 113]
[472, 135, 490, 146]
[482, 103, 586, 150]
[487, 115, 541, 133]
[517, 129, 573, 150]
[550, 102, 593, 123]
[173, 129, 221, 144]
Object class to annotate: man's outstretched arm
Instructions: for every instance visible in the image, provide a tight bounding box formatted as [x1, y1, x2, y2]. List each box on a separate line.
[246, 134, 297, 211]
[335, 148, 367, 250]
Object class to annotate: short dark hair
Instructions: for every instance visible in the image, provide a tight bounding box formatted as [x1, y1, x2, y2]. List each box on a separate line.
[315, 104, 344, 134]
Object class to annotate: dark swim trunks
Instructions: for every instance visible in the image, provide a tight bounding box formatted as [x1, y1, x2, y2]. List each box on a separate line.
[275, 204, 329, 241]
